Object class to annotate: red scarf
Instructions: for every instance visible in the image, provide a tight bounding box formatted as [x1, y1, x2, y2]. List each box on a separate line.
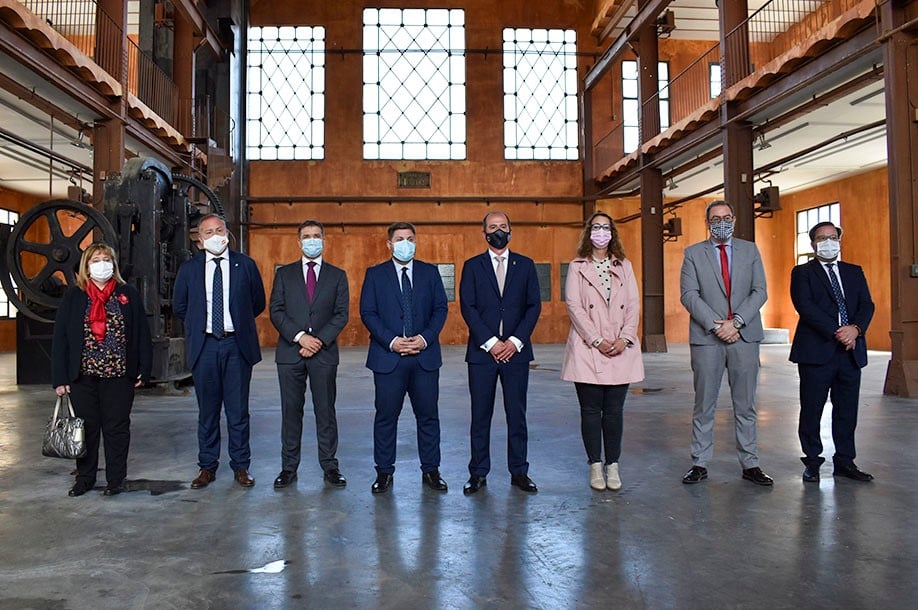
[85, 279, 116, 341]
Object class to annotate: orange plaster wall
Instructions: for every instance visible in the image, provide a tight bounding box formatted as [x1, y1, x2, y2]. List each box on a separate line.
[248, 1, 600, 348]
[0, 188, 45, 351]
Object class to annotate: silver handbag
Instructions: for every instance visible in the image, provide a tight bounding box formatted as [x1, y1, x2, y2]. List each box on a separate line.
[42, 393, 87, 459]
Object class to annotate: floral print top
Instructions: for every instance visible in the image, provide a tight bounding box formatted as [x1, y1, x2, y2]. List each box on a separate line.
[80, 297, 127, 378]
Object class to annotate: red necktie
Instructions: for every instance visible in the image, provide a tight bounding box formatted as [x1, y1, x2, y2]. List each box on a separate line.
[306, 261, 317, 302]
[717, 244, 732, 318]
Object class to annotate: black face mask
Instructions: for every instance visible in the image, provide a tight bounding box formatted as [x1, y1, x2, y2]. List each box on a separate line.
[485, 229, 511, 250]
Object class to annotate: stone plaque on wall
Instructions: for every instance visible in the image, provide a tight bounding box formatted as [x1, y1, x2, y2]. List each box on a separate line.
[535, 263, 551, 302]
[397, 171, 431, 188]
[436, 263, 455, 302]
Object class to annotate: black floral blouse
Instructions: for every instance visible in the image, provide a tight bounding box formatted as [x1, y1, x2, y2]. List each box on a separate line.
[80, 297, 127, 378]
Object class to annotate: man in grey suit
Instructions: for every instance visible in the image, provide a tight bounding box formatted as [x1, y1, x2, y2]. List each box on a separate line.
[679, 200, 773, 486]
[270, 220, 349, 489]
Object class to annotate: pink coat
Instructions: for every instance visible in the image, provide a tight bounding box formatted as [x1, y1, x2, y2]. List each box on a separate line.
[561, 257, 645, 385]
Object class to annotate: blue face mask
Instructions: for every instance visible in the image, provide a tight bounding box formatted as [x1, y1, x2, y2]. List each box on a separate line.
[391, 239, 416, 262]
[301, 238, 323, 259]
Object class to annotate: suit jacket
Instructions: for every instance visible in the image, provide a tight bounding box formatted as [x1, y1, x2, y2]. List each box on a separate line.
[561, 257, 644, 385]
[359, 259, 448, 374]
[270, 258, 349, 366]
[173, 250, 266, 369]
[680, 237, 767, 345]
[51, 284, 153, 387]
[459, 251, 542, 364]
[789, 258, 874, 368]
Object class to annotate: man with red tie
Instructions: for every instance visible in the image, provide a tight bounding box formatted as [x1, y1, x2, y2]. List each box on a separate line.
[679, 201, 772, 486]
[269, 220, 349, 489]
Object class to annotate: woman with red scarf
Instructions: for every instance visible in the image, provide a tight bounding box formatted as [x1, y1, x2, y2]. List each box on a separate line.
[51, 243, 152, 497]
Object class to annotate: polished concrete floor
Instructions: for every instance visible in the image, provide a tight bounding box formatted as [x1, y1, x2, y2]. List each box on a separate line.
[0, 343, 916, 609]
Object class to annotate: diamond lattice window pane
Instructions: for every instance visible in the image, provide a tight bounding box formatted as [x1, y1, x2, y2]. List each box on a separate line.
[363, 8, 466, 160]
[247, 26, 325, 161]
[503, 28, 579, 161]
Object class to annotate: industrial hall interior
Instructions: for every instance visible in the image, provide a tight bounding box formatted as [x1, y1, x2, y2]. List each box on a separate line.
[1, 0, 916, 608]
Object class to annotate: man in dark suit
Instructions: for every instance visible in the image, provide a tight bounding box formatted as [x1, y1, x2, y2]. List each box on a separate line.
[270, 220, 349, 489]
[359, 222, 449, 494]
[174, 214, 266, 489]
[679, 200, 772, 486]
[790, 221, 875, 483]
[459, 211, 542, 494]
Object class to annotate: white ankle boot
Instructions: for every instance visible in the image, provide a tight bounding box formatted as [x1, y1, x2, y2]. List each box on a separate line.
[605, 463, 622, 491]
[589, 462, 605, 490]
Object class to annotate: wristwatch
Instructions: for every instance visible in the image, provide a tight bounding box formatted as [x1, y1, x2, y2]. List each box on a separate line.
[732, 318, 743, 329]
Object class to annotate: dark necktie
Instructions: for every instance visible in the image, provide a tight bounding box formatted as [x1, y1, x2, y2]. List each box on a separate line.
[400, 267, 413, 337]
[212, 257, 224, 338]
[826, 263, 849, 326]
[306, 261, 317, 303]
[717, 244, 732, 318]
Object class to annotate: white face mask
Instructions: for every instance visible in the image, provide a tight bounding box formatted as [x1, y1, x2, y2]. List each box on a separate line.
[203, 234, 229, 255]
[88, 260, 114, 282]
[815, 239, 840, 260]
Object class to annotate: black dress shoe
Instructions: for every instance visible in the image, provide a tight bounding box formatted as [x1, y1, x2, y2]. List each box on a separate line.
[802, 466, 820, 483]
[422, 470, 448, 492]
[833, 463, 874, 482]
[372, 473, 393, 494]
[742, 467, 774, 486]
[324, 469, 347, 488]
[103, 484, 125, 496]
[68, 481, 94, 497]
[510, 474, 538, 493]
[274, 470, 297, 488]
[682, 466, 708, 484]
[463, 475, 486, 495]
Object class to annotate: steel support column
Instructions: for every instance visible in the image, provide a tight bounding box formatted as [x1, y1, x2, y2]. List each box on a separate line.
[719, 0, 754, 240]
[636, 18, 666, 352]
[881, 2, 918, 397]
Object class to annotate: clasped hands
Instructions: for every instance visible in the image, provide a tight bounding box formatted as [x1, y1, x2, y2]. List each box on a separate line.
[835, 324, 858, 351]
[489, 340, 518, 363]
[595, 338, 627, 358]
[713, 319, 740, 344]
[393, 335, 425, 356]
[298, 334, 324, 358]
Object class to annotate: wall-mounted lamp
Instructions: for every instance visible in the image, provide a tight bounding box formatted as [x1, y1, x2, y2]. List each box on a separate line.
[755, 132, 771, 151]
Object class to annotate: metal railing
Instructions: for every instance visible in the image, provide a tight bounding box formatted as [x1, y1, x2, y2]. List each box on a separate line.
[594, 0, 868, 175]
[17, 0, 178, 131]
[724, 0, 865, 87]
[126, 37, 176, 124]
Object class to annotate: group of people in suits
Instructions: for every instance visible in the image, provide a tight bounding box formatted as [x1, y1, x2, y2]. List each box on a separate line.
[171, 211, 543, 495]
[52, 201, 876, 497]
[679, 201, 875, 486]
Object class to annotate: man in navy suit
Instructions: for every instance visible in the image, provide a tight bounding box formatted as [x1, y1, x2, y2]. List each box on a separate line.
[174, 214, 266, 489]
[790, 221, 875, 483]
[459, 211, 542, 494]
[359, 222, 449, 494]
[270, 220, 349, 489]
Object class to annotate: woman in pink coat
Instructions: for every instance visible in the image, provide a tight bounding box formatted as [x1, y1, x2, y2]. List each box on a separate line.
[561, 212, 644, 491]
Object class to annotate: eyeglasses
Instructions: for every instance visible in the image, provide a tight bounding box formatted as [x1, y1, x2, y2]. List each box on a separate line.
[813, 235, 840, 242]
[709, 215, 734, 223]
[591, 224, 612, 232]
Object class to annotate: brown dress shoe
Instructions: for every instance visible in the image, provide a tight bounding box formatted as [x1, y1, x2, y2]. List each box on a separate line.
[191, 469, 216, 489]
[234, 469, 255, 487]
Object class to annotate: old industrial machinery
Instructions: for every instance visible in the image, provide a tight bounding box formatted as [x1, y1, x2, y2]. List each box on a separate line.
[0, 158, 224, 384]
